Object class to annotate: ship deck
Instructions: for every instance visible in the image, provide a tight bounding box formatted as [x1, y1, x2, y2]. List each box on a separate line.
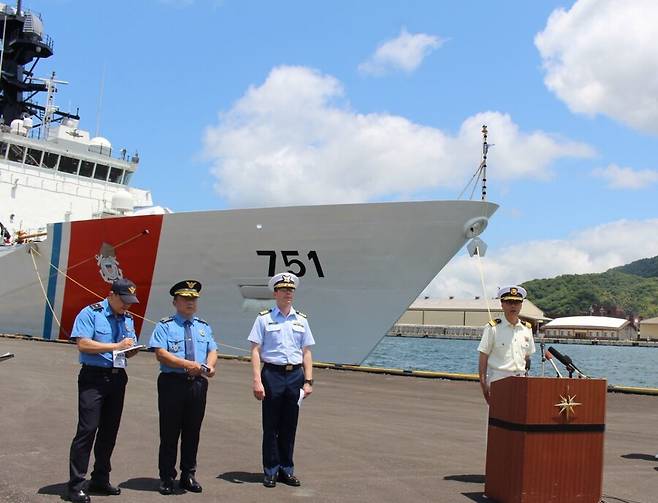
[1, 337, 656, 503]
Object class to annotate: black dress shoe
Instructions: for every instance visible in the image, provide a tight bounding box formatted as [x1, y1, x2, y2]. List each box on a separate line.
[180, 474, 202, 493]
[263, 475, 276, 488]
[277, 472, 301, 486]
[88, 480, 121, 495]
[65, 488, 90, 503]
[159, 478, 174, 495]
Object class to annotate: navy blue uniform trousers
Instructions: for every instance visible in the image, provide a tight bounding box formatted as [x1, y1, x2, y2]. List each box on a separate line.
[261, 365, 304, 477]
[68, 366, 127, 491]
[157, 373, 208, 480]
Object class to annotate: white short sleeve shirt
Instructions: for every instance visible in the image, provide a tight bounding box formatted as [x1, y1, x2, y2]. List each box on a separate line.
[478, 318, 535, 373]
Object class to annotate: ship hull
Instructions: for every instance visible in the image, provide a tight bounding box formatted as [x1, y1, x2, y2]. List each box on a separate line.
[0, 200, 497, 363]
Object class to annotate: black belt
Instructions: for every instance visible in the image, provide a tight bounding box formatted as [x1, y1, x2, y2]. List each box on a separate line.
[263, 362, 302, 372]
[81, 365, 125, 375]
[160, 372, 202, 381]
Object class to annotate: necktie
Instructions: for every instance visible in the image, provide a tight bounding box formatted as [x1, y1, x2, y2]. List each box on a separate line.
[184, 320, 195, 361]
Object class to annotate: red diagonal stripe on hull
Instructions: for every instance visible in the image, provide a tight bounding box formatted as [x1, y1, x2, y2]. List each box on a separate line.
[59, 215, 164, 339]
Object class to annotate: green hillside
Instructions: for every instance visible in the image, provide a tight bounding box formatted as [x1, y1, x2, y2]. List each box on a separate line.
[522, 256, 658, 319]
[612, 256, 658, 278]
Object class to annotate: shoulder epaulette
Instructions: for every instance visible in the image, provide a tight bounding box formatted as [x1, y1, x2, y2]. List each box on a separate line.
[259, 309, 272, 316]
[124, 312, 133, 319]
[195, 317, 209, 325]
[296, 311, 307, 318]
[488, 318, 501, 327]
[90, 303, 103, 311]
[523, 321, 532, 329]
[159, 316, 174, 323]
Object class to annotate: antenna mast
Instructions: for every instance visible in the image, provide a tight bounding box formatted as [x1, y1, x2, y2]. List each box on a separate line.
[36, 72, 68, 138]
[480, 125, 488, 201]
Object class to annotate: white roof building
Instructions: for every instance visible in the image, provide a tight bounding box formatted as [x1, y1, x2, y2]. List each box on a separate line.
[398, 297, 548, 327]
[543, 316, 635, 340]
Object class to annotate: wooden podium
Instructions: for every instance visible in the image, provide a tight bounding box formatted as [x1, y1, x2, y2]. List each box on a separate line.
[485, 377, 606, 503]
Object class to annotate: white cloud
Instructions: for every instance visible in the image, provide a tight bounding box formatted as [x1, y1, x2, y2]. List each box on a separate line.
[535, 0, 658, 135]
[203, 65, 594, 207]
[592, 164, 658, 190]
[358, 28, 443, 76]
[423, 218, 658, 299]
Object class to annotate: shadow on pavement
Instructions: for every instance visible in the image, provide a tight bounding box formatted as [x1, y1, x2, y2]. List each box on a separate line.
[217, 471, 263, 484]
[119, 477, 161, 492]
[444, 474, 485, 484]
[462, 492, 487, 502]
[621, 453, 656, 462]
[37, 482, 67, 500]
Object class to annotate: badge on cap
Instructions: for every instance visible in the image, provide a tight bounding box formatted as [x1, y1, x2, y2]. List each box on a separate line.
[170, 280, 202, 298]
[268, 272, 300, 291]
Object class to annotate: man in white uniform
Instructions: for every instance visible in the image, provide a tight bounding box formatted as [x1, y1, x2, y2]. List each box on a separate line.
[478, 285, 535, 404]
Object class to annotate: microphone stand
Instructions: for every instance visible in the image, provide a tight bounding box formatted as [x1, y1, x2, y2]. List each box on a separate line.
[547, 356, 563, 378]
[537, 320, 545, 377]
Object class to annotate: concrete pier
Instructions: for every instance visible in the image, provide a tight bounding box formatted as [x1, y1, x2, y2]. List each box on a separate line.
[1, 338, 656, 502]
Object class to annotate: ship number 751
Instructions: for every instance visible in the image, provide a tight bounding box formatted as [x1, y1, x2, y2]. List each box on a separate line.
[257, 250, 325, 278]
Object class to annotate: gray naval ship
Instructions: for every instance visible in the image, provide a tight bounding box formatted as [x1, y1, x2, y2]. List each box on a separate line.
[0, 1, 497, 364]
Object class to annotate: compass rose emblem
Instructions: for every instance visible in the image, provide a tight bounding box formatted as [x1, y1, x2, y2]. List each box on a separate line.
[554, 394, 582, 420]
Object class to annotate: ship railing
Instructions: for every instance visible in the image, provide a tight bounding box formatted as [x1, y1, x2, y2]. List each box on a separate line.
[40, 33, 54, 51]
[88, 144, 139, 164]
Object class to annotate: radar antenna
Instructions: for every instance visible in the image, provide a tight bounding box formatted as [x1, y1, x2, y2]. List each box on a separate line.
[0, 3, 79, 131]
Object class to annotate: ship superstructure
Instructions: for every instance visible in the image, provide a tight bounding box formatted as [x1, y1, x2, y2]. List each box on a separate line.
[0, 1, 152, 236]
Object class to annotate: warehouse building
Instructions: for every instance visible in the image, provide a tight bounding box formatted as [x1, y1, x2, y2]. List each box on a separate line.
[541, 316, 636, 340]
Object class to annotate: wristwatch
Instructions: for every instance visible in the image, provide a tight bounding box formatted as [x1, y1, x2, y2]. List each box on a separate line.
[304, 379, 314, 386]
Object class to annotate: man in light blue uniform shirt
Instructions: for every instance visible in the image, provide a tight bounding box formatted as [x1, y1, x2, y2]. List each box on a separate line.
[66, 278, 140, 503]
[149, 280, 218, 495]
[249, 272, 315, 488]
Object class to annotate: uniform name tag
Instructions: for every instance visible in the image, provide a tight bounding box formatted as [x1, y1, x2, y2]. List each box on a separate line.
[112, 351, 127, 369]
[265, 324, 282, 331]
[291, 324, 305, 332]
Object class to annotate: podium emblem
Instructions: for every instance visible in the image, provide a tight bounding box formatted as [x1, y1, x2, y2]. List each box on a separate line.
[554, 394, 582, 420]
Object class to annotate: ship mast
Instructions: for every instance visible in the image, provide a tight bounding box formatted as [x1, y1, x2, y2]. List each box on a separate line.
[0, 2, 78, 128]
[480, 125, 488, 201]
[457, 124, 492, 201]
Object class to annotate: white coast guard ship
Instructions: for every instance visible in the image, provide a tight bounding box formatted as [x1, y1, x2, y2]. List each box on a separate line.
[0, 2, 497, 364]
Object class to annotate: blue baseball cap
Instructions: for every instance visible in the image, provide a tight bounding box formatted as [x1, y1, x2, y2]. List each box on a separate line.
[111, 278, 140, 304]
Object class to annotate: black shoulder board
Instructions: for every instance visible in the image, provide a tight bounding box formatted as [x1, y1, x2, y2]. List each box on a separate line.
[259, 309, 272, 316]
[90, 303, 103, 311]
[159, 316, 174, 323]
[488, 318, 501, 327]
[195, 317, 209, 325]
[523, 321, 532, 329]
[296, 311, 307, 318]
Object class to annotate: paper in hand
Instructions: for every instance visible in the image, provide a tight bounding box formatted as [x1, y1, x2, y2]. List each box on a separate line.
[112, 344, 145, 368]
[113, 344, 146, 355]
[297, 388, 305, 407]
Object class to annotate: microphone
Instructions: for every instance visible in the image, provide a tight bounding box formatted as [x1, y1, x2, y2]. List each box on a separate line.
[547, 346, 588, 378]
[544, 351, 563, 378]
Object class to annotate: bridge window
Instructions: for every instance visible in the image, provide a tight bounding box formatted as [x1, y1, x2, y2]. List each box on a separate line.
[94, 163, 109, 181]
[79, 160, 94, 178]
[7, 144, 24, 163]
[42, 152, 58, 169]
[122, 171, 133, 185]
[25, 148, 43, 166]
[108, 167, 123, 184]
[0, 142, 8, 158]
[58, 155, 79, 174]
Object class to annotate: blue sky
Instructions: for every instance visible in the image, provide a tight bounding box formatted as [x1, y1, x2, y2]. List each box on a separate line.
[26, 0, 658, 296]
